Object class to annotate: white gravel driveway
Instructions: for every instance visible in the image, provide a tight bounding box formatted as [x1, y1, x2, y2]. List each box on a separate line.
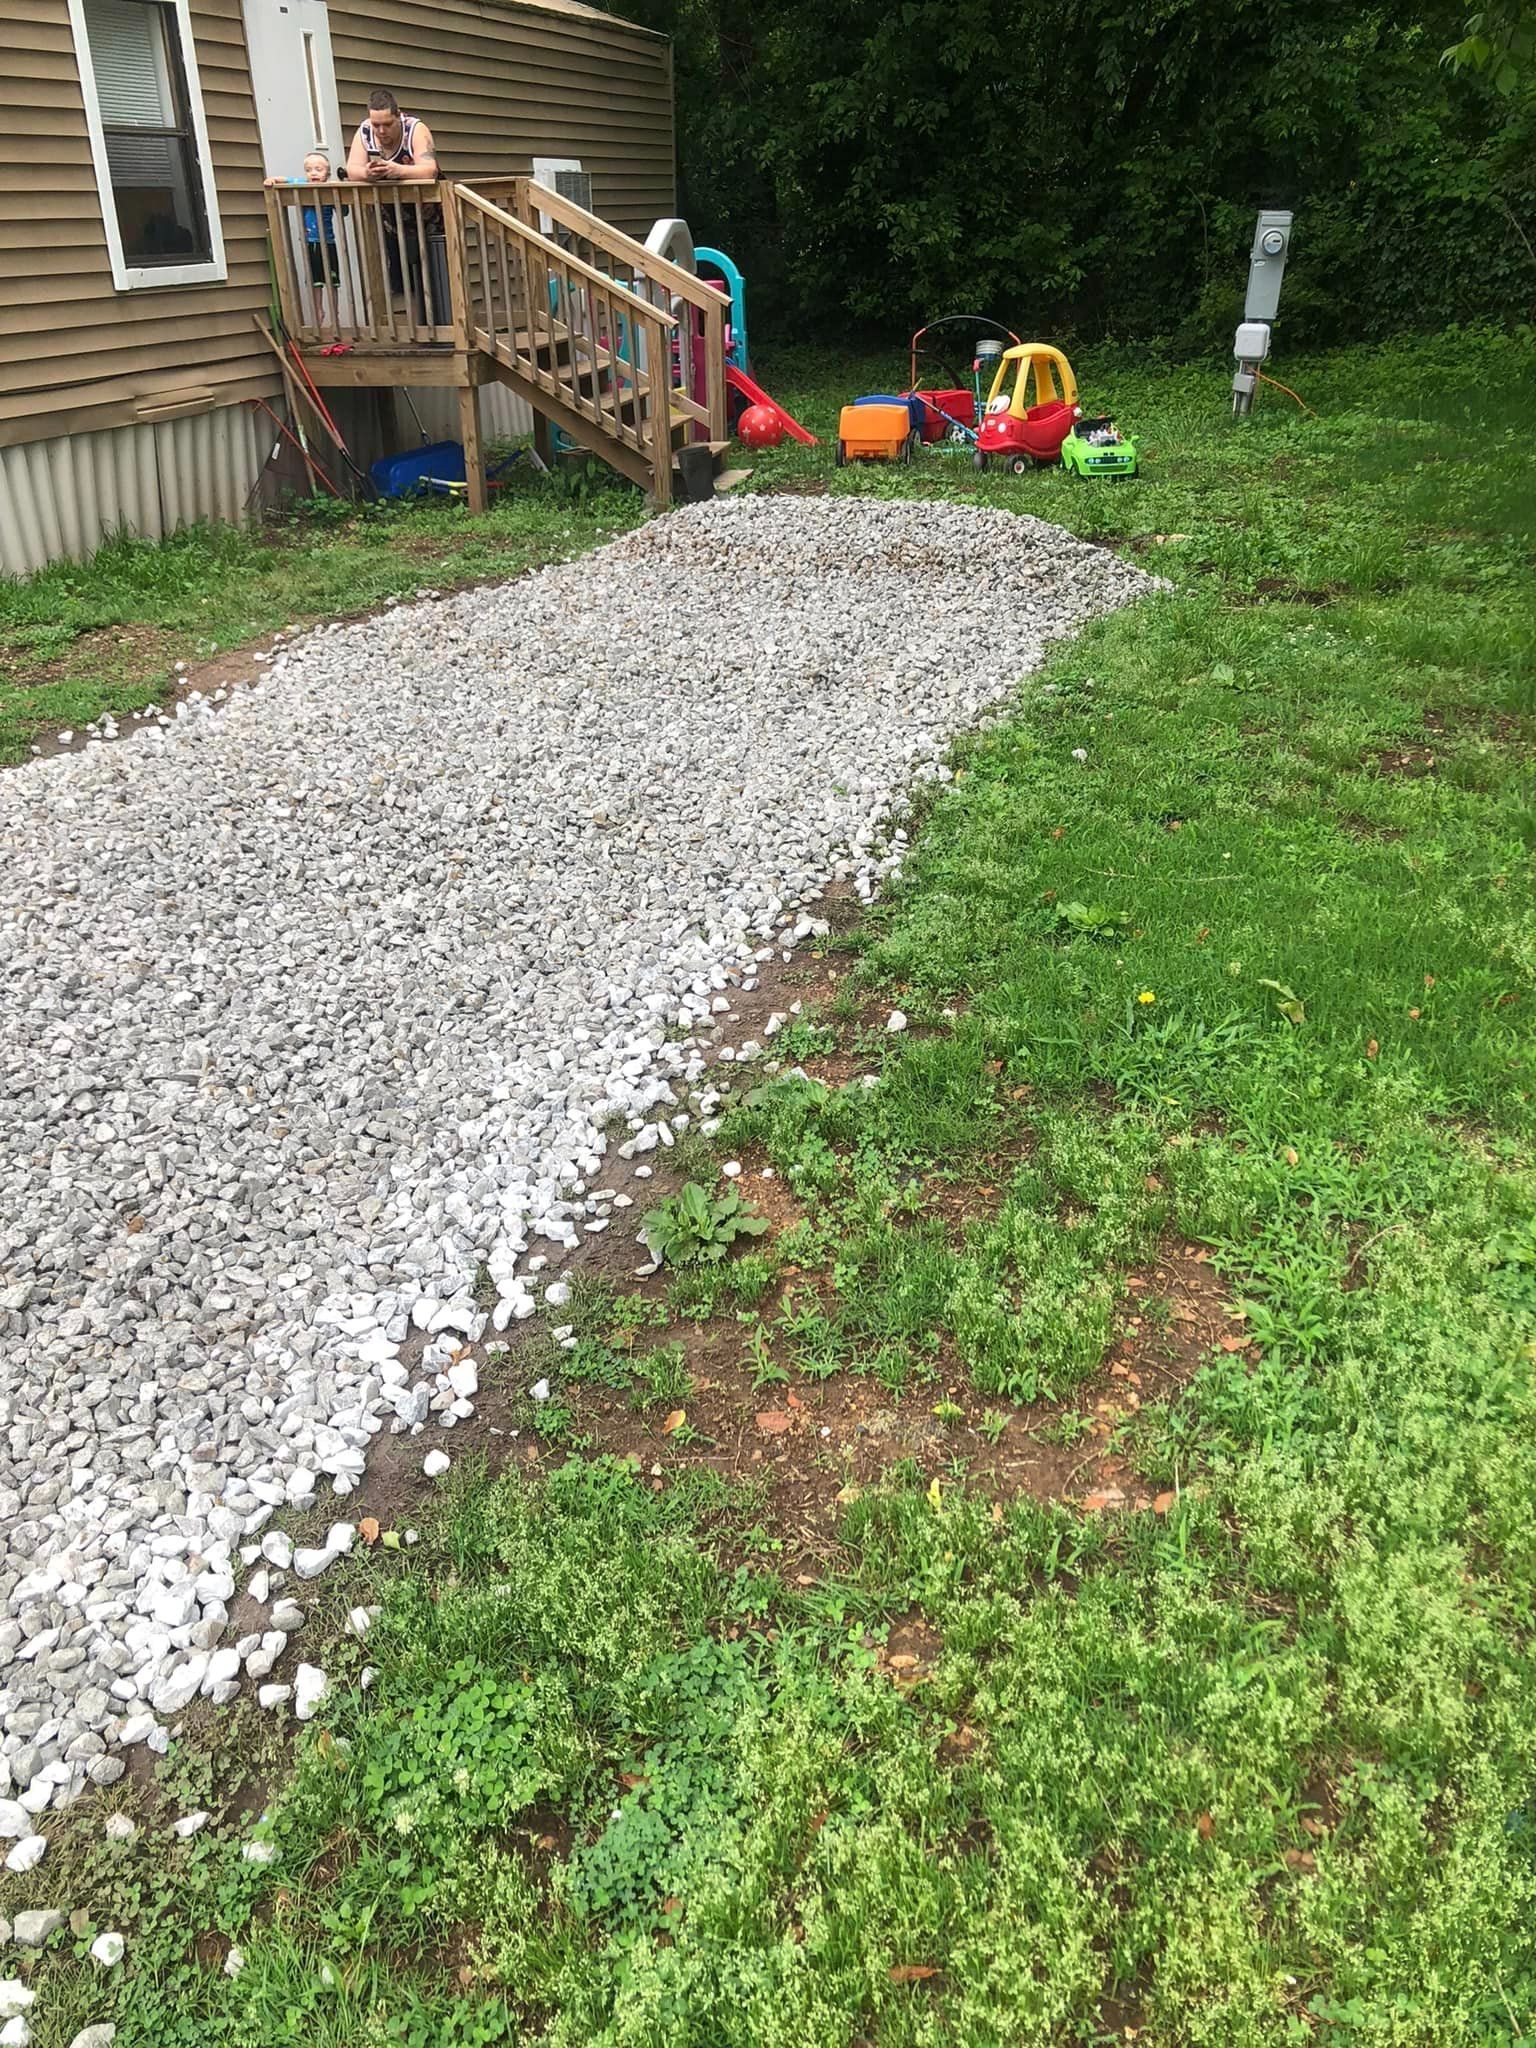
[0, 495, 1155, 1823]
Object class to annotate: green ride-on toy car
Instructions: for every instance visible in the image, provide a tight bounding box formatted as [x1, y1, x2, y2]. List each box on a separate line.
[1061, 414, 1139, 479]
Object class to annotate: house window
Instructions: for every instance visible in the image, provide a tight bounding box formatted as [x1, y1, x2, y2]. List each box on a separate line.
[67, 0, 227, 289]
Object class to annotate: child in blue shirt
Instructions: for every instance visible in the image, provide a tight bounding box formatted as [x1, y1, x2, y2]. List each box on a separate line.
[265, 151, 339, 287]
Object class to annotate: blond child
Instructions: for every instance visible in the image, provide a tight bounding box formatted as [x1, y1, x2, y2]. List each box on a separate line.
[264, 152, 339, 285]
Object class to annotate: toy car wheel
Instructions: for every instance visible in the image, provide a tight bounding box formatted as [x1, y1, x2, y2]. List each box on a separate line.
[1008, 455, 1031, 478]
[901, 432, 917, 464]
[973, 451, 988, 472]
[835, 440, 847, 468]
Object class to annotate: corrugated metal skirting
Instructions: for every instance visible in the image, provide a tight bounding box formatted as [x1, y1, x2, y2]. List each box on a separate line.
[404, 384, 535, 445]
[0, 407, 265, 578]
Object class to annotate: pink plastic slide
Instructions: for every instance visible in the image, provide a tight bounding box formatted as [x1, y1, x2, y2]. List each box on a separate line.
[724, 365, 819, 445]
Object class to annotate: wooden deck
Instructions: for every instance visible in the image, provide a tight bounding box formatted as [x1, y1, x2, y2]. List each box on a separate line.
[263, 178, 728, 510]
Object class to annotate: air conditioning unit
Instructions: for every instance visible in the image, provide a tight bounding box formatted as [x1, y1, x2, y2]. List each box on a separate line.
[552, 167, 592, 212]
[531, 156, 592, 234]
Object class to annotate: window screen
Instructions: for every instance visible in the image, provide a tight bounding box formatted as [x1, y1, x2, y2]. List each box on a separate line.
[82, 0, 211, 264]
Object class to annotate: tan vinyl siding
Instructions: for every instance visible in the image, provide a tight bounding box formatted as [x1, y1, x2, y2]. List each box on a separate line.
[0, 0, 674, 449]
[0, 0, 279, 449]
[327, 0, 674, 238]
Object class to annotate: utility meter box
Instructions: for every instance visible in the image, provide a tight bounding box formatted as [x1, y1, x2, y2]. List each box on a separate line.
[1232, 209, 1294, 415]
[1244, 211, 1293, 325]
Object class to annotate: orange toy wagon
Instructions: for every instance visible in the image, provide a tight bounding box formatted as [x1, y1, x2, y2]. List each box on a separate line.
[835, 402, 916, 466]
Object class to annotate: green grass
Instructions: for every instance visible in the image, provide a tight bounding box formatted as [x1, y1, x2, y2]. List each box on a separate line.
[6, 329, 1536, 2045]
[0, 469, 641, 764]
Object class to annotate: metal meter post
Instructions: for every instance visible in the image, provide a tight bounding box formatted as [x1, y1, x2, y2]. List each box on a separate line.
[1232, 210, 1293, 416]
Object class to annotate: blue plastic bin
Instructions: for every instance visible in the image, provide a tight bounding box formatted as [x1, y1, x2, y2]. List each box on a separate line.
[371, 440, 466, 498]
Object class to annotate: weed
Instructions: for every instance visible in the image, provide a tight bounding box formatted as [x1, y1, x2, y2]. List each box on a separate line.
[667, 1252, 776, 1321]
[606, 1288, 670, 1344]
[1036, 1409, 1096, 1447]
[628, 1343, 693, 1411]
[772, 1015, 840, 1061]
[1052, 899, 1131, 940]
[529, 1402, 582, 1444]
[663, 1125, 720, 1183]
[559, 1336, 635, 1390]
[742, 1322, 789, 1389]
[775, 1289, 849, 1380]
[641, 1182, 770, 1267]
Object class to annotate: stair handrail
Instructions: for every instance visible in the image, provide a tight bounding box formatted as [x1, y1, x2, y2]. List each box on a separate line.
[454, 185, 679, 328]
[519, 180, 726, 318]
[455, 183, 680, 504]
[512, 180, 728, 443]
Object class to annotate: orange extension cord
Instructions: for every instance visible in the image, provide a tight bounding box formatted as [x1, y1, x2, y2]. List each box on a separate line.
[1257, 371, 1318, 417]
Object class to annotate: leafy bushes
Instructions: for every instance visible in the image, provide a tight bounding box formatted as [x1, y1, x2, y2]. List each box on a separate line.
[617, 0, 1536, 347]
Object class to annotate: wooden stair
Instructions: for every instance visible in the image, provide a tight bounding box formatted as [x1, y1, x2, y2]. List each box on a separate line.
[480, 331, 729, 498]
[457, 180, 732, 509]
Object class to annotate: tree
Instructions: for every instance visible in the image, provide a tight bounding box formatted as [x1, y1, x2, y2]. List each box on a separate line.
[1445, 6, 1535, 92]
[613, 0, 1536, 345]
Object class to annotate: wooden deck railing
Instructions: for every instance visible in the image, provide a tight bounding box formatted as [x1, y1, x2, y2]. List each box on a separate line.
[264, 181, 456, 346]
[264, 174, 730, 507]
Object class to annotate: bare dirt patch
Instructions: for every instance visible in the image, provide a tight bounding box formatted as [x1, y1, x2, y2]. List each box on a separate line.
[1336, 813, 1407, 842]
[1425, 704, 1531, 749]
[1363, 743, 1438, 779]
[510, 1233, 1242, 1570]
[1246, 577, 1336, 606]
[0, 622, 175, 691]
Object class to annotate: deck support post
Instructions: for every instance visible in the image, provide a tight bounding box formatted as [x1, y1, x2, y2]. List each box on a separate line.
[457, 383, 487, 514]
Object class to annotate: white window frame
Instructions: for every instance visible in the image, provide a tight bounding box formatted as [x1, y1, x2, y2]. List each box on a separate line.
[66, 0, 228, 290]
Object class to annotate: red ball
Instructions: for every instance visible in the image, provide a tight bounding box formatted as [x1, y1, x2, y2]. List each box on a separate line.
[737, 403, 786, 449]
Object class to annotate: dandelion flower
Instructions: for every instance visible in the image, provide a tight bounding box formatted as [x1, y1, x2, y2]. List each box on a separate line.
[1137, 990, 1156, 1006]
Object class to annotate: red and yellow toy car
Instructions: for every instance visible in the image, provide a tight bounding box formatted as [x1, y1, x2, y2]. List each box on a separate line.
[973, 343, 1080, 474]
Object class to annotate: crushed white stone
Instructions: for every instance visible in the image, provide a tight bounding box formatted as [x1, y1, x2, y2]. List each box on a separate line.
[0, 496, 1155, 1777]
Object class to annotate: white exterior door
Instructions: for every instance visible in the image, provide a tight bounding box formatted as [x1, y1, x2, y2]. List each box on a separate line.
[241, 0, 343, 177]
